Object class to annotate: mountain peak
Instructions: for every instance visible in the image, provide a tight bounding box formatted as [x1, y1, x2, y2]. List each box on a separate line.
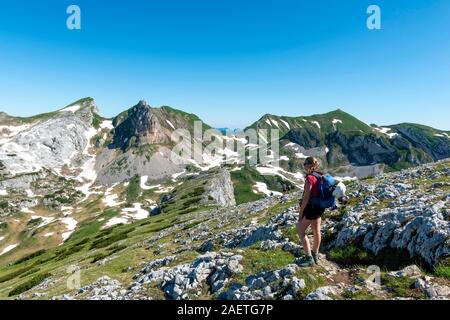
[137, 100, 150, 108]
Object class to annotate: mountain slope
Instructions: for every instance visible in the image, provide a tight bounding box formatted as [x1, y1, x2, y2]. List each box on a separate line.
[0, 98, 449, 301]
[0, 160, 448, 300]
[247, 109, 450, 178]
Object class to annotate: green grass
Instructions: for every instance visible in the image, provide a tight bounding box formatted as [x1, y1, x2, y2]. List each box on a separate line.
[231, 166, 294, 205]
[292, 268, 327, 299]
[19, 267, 41, 279]
[231, 168, 265, 205]
[67, 210, 118, 242]
[236, 248, 295, 281]
[382, 274, 425, 299]
[92, 114, 102, 129]
[126, 175, 141, 204]
[327, 246, 372, 266]
[8, 272, 52, 297]
[434, 257, 450, 280]
[342, 288, 380, 300]
[282, 226, 298, 243]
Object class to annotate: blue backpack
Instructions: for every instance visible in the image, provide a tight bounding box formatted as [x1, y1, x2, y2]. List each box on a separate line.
[309, 172, 337, 209]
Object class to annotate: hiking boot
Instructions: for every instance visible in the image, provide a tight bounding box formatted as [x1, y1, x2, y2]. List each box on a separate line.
[312, 252, 319, 265]
[296, 255, 315, 267]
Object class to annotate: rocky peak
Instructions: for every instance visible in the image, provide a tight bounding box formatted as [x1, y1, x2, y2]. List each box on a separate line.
[110, 100, 169, 151]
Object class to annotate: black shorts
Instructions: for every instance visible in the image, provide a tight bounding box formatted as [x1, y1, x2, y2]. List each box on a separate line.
[302, 203, 325, 220]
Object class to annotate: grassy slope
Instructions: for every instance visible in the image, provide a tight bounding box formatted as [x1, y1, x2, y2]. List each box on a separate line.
[0, 97, 95, 126]
[0, 161, 449, 299]
[245, 109, 374, 137]
[230, 166, 295, 205]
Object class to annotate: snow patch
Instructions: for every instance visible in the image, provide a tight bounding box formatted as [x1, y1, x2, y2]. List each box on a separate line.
[434, 133, 449, 139]
[122, 203, 151, 220]
[104, 217, 129, 228]
[295, 153, 308, 159]
[44, 232, 54, 237]
[334, 176, 358, 182]
[155, 186, 175, 194]
[61, 206, 74, 216]
[311, 121, 321, 129]
[166, 120, 176, 130]
[0, 190, 7, 196]
[100, 120, 114, 129]
[0, 244, 18, 256]
[21, 208, 35, 214]
[140, 176, 162, 190]
[75, 126, 98, 199]
[255, 165, 304, 188]
[332, 119, 343, 124]
[104, 194, 123, 207]
[61, 218, 78, 242]
[270, 119, 279, 128]
[60, 105, 81, 113]
[374, 127, 398, 139]
[253, 182, 282, 196]
[171, 170, 186, 182]
[104, 202, 155, 228]
[280, 119, 290, 129]
[0, 124, 31, 138]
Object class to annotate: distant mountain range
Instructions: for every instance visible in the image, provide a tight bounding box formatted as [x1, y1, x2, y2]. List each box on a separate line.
[1, 98, 449, 188]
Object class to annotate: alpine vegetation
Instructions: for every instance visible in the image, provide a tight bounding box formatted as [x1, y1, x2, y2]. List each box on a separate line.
[0, 98, 449, 300]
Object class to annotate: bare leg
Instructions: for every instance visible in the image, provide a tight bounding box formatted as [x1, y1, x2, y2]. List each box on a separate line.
[297, 217, 312, 256]
[311, 218, 322, 256]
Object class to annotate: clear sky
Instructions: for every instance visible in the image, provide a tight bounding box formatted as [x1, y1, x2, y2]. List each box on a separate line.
[0, 0, 449, 130]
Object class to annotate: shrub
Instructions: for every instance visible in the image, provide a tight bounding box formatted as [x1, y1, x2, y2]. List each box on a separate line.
[8, 273, 52, 297]
[55, 243, 86, 261]
[0, 265, 36, 283]
[13, 250, 47, 265]
[327, 245, 372, 266]
[90, 244, 127, 263]
[19, 267, 41, 278]
[126, 176, 141, 204]
[435, 257, 450, 280]
[90, 232, 128, 250]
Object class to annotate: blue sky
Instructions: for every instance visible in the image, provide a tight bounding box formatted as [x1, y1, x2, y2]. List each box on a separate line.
[0, 0, 449, 129]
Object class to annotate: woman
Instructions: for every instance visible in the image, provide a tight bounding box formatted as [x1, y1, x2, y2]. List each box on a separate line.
[296, 157, 325, 267]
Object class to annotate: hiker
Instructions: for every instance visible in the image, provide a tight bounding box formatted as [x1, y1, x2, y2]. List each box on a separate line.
[296, 157, 337, 267]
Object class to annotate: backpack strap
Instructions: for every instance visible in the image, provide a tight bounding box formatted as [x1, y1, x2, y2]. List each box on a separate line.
[311, 172, 323, 180]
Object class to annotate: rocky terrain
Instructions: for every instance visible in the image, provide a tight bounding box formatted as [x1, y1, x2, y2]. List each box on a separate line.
[0, 98, 449, 300]
[0, 160, 448, 300]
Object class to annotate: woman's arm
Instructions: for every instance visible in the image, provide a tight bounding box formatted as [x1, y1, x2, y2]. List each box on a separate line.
[299, 180, 312, 218]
